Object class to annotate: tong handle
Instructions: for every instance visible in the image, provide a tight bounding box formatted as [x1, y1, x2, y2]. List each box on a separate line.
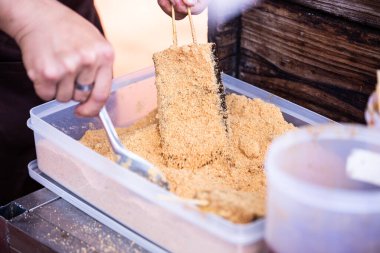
[99, 107, 125, 158]
[98, 107, 170, 189]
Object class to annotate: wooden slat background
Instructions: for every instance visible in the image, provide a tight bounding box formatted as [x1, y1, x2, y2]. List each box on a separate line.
[209, 0, 380, 122]
[208, 2, 241, 76]
[288, 0, 380, 29]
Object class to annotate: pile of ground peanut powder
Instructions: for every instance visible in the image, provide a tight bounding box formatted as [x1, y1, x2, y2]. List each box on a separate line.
[80, 93, 294, 224]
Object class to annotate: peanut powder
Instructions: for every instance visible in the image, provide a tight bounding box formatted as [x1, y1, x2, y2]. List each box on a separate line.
[153, 43, 230, 169]
[80, 94, 294, 224]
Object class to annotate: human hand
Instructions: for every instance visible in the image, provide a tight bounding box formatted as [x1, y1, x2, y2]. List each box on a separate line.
[158, 0, 211, 19]
[5, 0, 114, 117]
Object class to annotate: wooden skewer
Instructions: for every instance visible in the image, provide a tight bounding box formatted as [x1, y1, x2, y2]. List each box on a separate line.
[187, 7, 197, 44]
[377, 70, 380, 113]
[158, 195, 209, 206]
[171, 5, 178, 47]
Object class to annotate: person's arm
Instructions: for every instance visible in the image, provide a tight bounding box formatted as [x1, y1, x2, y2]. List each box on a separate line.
[0, 0, 114, 117]
[158, 0, 211, 20]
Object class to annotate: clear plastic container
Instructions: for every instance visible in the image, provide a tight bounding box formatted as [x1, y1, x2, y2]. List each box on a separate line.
[28, 67, 331, 253]
[265, 124, 380, 253]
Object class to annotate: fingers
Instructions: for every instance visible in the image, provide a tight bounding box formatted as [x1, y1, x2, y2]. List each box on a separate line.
[75, 64, 113, 117]
[27, 43, 113, 118]
[16, 2, 115, 118]
[55, 53, 81, 102]
[188, 1, 210, 15]
[29, 60, 66, 101]
[171, 1, 191, 20]
[157, 0, 186, 20]
[33, 80, 56, 101]
[73, 66, 98, 102]
[173, 2, 188, 18]
[74, 44, 114, 117]
[158, 0, 209, 20]
[56, 74, 76, 102]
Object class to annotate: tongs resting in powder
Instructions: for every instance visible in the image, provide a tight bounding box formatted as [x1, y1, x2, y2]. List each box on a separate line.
[99, 107, 169, 189]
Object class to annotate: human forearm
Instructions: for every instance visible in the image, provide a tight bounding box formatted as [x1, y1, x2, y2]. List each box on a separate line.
[0, 0, 23, 38]
[0, 0, 55, 42]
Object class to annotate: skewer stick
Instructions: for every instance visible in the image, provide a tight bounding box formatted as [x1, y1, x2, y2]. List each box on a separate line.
[187, 7, 197, 44]
[171, 5, 178, 47]
[377, 70, 380, 113]
[158, 195, 209, 206]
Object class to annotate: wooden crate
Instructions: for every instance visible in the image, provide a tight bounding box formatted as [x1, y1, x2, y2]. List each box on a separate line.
[208, 0, 380, 122]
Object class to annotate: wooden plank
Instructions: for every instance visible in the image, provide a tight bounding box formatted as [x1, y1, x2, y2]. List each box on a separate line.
[208, 2, 241, 76]
[0, 217, 9, 253]
[239, 0, 380, 122]
[288, 0, 380, 29]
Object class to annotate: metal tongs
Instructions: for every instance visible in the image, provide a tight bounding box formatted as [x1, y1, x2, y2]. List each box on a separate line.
[98, 107, 169, 189]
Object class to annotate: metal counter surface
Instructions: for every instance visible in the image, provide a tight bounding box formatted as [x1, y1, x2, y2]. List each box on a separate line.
[0, 188, 150, 253]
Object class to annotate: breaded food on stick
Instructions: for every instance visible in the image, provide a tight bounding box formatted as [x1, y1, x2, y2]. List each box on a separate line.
[153, 43, 229, 169]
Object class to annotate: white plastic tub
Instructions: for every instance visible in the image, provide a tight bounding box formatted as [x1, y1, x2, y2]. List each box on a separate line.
[265, 124, 380, 253]
[28, 67, 331, 253]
